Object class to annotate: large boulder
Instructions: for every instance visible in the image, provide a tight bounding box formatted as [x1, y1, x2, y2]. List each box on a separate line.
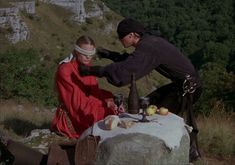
[80, 113, 191, 165]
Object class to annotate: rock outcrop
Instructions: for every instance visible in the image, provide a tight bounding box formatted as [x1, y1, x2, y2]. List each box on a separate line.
[40, 0, 108, 23]
[0, 1, 35, 44]
[0, 0, 108, 43]
[80, 113, 191, 165]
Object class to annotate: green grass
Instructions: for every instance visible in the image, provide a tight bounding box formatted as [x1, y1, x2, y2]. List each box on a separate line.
[0, 1, 167, 106]
[17, 3, 123, 59]
[0, 0, 197, 107]
[1, 2, 234, 164]
[0, 0, 201, 140]
[1, 1, 123, 58]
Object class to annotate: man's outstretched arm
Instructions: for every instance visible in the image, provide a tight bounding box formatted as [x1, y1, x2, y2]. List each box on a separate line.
[97, 47, 129, 62]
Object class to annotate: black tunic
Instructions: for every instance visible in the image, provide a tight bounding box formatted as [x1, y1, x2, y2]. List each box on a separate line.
[101, 34, 200, 87]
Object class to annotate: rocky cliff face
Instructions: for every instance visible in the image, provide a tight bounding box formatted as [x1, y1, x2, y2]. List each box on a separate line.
[0, 1, 35, 44]
[40, 0, 86, 22]
[41, 0, 108, 22]
[0, 0, 107, 44]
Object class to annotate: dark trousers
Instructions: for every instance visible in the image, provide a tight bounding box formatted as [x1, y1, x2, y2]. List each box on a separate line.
[146, 83, 202, 115]
[147, 83, 202, 160]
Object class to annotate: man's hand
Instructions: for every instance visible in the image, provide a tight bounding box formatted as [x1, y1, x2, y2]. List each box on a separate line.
[79, 64, 104, 77]
[97, 47, 129, 62]
[79, 65, 91, 76]
[96, 47, 111, 59]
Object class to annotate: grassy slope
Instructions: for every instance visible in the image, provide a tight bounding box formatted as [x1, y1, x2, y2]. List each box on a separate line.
[16, 3, 86, 59]
[0, 0, 172, 150]
[1, 1, 169, 97]
[1, 1, 234, 164]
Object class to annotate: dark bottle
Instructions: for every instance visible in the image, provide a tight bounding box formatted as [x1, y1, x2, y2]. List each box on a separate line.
[128, 73, 139, 114]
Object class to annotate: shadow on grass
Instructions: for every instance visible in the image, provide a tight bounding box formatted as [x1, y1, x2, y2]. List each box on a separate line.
[3, 118, 50, 136]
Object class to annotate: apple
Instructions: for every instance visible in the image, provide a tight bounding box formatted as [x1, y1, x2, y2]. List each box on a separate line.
[146, 105, 158, 116]
[158, 107, 169, 115]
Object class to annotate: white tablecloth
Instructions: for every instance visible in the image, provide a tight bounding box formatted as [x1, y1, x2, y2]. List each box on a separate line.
[80, 112, 191, 150]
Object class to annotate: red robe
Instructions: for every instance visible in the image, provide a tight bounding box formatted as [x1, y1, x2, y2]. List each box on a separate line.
[51, 60, 116, 138]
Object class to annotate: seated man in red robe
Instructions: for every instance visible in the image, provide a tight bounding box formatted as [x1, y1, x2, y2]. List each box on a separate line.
[51, 35, 117, 138]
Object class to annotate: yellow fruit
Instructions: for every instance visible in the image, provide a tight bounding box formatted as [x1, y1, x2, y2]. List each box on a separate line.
[158, 107, 169, 115]
[146, 105, 158, 116]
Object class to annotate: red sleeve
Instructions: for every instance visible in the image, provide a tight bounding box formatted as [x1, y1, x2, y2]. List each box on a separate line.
[89, 83, 114, 100]
[54, 62, 115, 137]
[56, 63, 103, 116]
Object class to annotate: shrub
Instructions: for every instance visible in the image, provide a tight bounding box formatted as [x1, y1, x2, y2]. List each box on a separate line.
[0, 48, 57, 107]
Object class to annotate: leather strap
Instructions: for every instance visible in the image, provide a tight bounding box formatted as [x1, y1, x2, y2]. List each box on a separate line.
[59, 104, 77, 135]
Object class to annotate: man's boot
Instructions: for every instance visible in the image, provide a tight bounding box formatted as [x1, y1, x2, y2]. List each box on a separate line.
[189, 131, 201, 162]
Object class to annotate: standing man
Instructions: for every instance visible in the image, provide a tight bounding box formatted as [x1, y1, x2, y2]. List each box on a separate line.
[79, 18, 202, 162]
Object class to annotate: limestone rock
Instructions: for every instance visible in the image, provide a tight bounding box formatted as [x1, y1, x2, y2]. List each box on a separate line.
[0, 1, 34, 43]
[96, 133, 189, 165]
[41, 0, 108, 23]
[80, 113, 191, 165]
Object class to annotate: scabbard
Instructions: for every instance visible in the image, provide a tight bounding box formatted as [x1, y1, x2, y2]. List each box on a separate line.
[186, 94, 198, 133]
[181, 93, 198, 133]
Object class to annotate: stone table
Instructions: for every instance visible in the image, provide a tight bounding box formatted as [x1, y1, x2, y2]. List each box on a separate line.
[80, 113, 191, 165]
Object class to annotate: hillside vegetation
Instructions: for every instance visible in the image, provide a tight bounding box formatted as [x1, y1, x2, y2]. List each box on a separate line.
[0, 1, 165, 107]
[0, 1, 235, 164]
[1, 1, 234, 113]
[103, 0, 235, 115]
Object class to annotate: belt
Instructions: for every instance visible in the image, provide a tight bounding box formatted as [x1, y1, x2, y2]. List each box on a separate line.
[182, 74, 198, 96]
[59, 104, 77, 135]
